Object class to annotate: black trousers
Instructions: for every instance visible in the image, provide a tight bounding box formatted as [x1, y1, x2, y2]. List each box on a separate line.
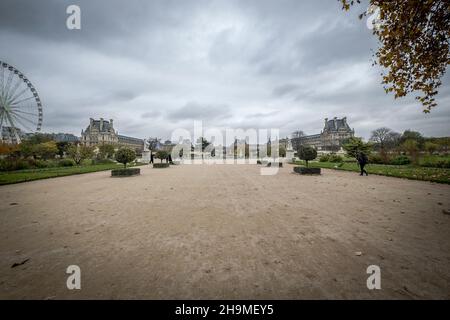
[359, 163, 368, 176]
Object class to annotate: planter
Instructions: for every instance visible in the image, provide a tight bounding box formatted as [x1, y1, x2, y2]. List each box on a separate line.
[153, 163, 170, 168]
[293, 166, 321, 175]
[111, 168, 140, 177]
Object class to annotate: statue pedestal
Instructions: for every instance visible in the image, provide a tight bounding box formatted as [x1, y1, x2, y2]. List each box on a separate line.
[140, 150, 151, 163]
[286, 149, 295, 162]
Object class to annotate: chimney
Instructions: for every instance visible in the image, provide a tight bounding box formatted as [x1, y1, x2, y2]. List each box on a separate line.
[89, 118, 94, 127]
[100, 118, 104, 131]
[110, 119, 114, 128]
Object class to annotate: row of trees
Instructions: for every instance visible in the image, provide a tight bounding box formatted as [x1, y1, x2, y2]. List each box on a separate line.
[0, 133, 126, 168]
[369, 128, 449, 163]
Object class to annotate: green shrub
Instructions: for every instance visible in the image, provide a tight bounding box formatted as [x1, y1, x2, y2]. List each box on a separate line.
[319, 154, 330, 162]
[34, 160, 52, 168]
[59, 159, 76, 167]
[91, 158, 115, 165]
[369, 154, 384, 164]
[298, 146, 317, 167]
[115, 147, 136, 168]
[421, 159, 450, 168]
[155, 150, 169, 162]
[437, 160, 450, 168]
[0, 158, 31, 171]
[293, 166, 321, 175]
[390, 155, 411, 165]
[329, 154, 343, 163]
[111, 168, 140, 177]
[153, 163, 170, 168]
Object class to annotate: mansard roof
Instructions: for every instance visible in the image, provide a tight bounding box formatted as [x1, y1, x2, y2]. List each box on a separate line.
[324, 117, 351, 132]
[85, 119, 113, 133]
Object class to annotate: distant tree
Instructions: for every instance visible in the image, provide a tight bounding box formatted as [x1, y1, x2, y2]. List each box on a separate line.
[56, 141, 70, 158]
[0, 143, 19, 156]
[155, 150, 169, 163]
[18, 141, 36, 159]
[402, 139, 419, 164]
[115, 147, 136, 168]
[435, 137, 450, 154]
[340, 0, 450, 112]
[370, 127, 400, 161]
[98, 144, 116, 159]
[401, 130, 425, 149]
[343, 137, 372, 158]
[424, 141, 438, 155]
[34, 141, 58, 160]
[279, 145, 286, 158]
[292, 131, 305, 139]
[298, 145, 317, 167]
[291, 130, 305, 153]
[25, 133, 53, 145]
[385, 131, 402, 151]
[67, 144, 94, 165]
[370, 127, 393, 150]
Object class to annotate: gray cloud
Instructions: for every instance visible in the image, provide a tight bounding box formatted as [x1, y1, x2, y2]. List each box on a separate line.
[167, 102, 232, 121]
[0, 0, 449, 140]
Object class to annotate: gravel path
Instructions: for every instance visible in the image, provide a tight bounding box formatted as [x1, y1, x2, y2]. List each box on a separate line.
[0, 164, 449, 299]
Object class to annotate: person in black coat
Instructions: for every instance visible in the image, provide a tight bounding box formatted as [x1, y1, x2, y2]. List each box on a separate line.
[150, 153, 154, 164]
[356, 151, 369, 176]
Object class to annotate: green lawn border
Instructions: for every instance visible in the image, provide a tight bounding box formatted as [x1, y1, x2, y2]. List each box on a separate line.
[293, 161, 450, 184]
[0, 162, 148, 186]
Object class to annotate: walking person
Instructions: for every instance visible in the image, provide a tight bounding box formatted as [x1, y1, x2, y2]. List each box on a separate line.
[150, 153, 154, 164]
[356, 151, 369, 176]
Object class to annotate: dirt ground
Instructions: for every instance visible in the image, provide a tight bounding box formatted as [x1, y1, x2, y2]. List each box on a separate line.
[0, 164, 449, 299]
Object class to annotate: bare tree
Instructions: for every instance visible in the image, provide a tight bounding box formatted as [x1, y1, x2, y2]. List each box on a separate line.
[370, 127, 401, 160]
[291, 130, 305, 153]
[370, 127, 393, 150]
[385, 131, 402, 151]
[291, 131, 305, 139]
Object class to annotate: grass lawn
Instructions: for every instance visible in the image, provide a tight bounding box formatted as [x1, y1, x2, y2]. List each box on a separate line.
[0, 162, 146, 186]
[294, 161, 450, 184]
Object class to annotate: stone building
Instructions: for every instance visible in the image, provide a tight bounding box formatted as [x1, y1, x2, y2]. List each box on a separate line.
[291, 117, 355, 153]
[81, 118, 144, 152]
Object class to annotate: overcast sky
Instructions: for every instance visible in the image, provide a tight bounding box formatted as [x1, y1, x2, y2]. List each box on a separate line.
[1, 0, 449, 141]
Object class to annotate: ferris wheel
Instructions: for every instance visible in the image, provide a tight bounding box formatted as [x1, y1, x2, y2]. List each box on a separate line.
[0, 61, 43, 143]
